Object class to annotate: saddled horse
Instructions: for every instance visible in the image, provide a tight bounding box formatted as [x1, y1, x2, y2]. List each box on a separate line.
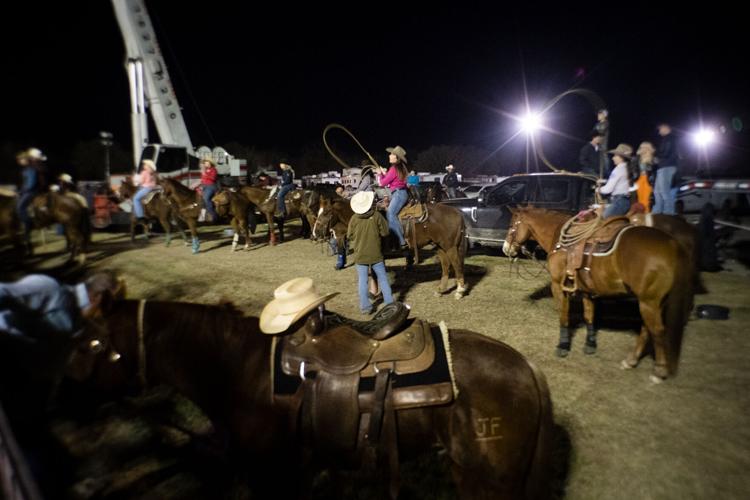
[0, 191, 24, 254]
[211, 189, 254, 251]
[311, 195, 352, 258]
[118, 177, 187, 246]
[240, 186, 309, 246]
[67, 298, 554, 499]
[315, 195, 469, 298]
[159, 178, 204, 254]
[28, 192, 91, 261]
[298, 184, 340, 231]
[503, 206, 694, 382]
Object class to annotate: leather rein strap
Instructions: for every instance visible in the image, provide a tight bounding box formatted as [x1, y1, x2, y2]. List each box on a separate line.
[137, 299, 148, 388]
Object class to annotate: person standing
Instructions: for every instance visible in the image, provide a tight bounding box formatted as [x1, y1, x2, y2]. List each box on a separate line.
[276, 162, 295, 217]
[377, 145, 409, 250]
[133, 159, 158, 223]
[347, 191, 394, 314]
[16, 148, 48, 252]
[653, 123, 680, 214]
[443, 164, 460, 198]
[199, 158, 219, 222]
[356, 165, 375, 192]
[594, 109, 610, 177]
[635, 142, 656, 212]
[597, 143, 633, 219]
[578, 133, 603, 176]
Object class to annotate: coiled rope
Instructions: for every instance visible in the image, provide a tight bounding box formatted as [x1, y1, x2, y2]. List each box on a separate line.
[557, 213, 603, 247]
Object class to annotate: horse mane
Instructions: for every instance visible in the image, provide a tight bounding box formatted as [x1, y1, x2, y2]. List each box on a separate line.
[161, 177, 193, 196]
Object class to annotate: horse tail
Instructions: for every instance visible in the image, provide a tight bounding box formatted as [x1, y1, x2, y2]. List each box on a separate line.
[524, 359, 554, 500]
[664, 243, 694, 374]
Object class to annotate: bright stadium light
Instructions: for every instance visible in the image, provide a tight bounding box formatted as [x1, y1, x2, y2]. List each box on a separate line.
[693, 128, 716, 147]
[519, 112, 543, 134]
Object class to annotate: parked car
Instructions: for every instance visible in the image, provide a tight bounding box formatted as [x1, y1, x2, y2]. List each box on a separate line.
[460, 183, 498, 199]
[440, 172, 598, 248]
[676, 178, 750, 215]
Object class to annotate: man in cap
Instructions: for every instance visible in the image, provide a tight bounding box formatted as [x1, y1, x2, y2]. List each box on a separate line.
[594, 109, 610, 177]
[276, 162, 295, 217]
[442, 164, 460, 198]
[578, 132, 604, 176]
[597, 143, 634, 219]
[653, 122, 680, 214]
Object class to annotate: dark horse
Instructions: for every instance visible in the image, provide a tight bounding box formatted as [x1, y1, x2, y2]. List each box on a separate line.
[118, 177, 187, 246]
[159, 178, 204, 254]
[211, 189, 254, 251]
[315, 196, 469, 298]
[503, 207, 694, 382]
[68, 299, 553, 499]
[0, 191, 24, 255]
[28, 192, 91, 261]
[240, 186, 309, 246]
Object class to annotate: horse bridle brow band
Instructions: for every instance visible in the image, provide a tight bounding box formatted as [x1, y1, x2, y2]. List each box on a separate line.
[137, 299, 147, 387]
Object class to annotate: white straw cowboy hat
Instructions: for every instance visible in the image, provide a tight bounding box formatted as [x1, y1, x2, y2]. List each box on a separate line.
[260, 277, 339, 334]
[59, 173, 73, 183]
[140, 159, 156, 171]
[201, 157, 216, 166]
[445, 164, 454, 170]
[350, 191, 375, 215]
[25, 147, 47, 161]
[386, 145, 408, 164]
[608, 143, 633, 160]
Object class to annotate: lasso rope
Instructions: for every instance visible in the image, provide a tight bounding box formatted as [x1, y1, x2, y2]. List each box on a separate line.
[557, 213, 603, 247]
[323, 123, 383, 171]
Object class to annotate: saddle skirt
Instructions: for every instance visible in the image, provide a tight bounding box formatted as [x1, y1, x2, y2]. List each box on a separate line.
[558, 215, 632, 293]
[142, 188, 162, 206]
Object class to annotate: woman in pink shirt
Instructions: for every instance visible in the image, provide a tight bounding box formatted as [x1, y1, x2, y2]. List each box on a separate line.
[378, 145, 409, 249]
[133, 159, 158, 221]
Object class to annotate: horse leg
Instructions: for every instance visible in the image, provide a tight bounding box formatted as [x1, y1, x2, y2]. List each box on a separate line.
[188, 219, 200, 254]
[159, 211, 172, 247]
[435, 248, 450, 296]
[582, 295, 597, 354]
[622, 325, 650, 370]
[551, 280, 572, 357]
[129, 216, 137, 243]
[266, 213, 277, 246]
[231, 218, 240, 252]
[447, 246, 467, 299]
[638, 300, 670, 382]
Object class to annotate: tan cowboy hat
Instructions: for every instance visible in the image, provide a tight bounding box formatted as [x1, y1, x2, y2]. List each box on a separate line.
[260, 277, 339, 334]
[279, 162, 292, 169]
[608, 143, 633, 159]
[140, 159, 156, 171]
[25, 147, 47, 161]
[445, 164, 454, 170]
[386, 145, 408, 164]
[350, 191, 375, 214]
[201, 157, 216, 167]
[59, 173, 73, 183]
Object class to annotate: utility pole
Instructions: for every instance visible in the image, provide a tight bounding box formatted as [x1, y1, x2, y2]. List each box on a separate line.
[99, 131, 114, 181]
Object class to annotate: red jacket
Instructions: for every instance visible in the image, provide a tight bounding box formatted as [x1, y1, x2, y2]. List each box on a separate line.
[201, 166, 218, 185]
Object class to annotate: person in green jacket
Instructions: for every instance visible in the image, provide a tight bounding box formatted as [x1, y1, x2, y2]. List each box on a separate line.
[347, 191, 394, 314]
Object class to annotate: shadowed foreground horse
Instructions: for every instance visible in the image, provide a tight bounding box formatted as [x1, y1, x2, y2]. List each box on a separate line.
[240, 186, 308, 245]
[315, 196, 469, 298]
[212, 189, 254, 251]
[29, 192, 91, 261]
[0, 192, 24, 254]
[503, 207, 693, 382]
[118, 177, 187, 246]
[159, 178, 204, 254]
[68, 299, 553, 499]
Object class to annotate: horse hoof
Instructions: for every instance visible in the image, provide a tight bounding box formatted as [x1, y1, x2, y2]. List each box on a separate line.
[556, 347, 570, 358]
[583, 344, 597, 355]
[454, 291, 464, 300]
[620, 359, 634, 370]
[649, 374, 665, 385]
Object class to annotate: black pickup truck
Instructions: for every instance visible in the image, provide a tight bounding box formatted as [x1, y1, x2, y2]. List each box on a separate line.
[440, 172, 598, 248]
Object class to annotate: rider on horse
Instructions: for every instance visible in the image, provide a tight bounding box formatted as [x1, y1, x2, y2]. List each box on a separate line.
[133, 159, 158, 223]
[15, 147, 48, 251]
[276, 162, 295, 217]
[377, 146, 409, 250]
[199, 158, 220, 223]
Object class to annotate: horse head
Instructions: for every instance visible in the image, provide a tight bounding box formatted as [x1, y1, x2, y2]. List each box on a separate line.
[503, 207, 533, 257]
[212, 190, 231, 217]
[312, 199, 336, 241]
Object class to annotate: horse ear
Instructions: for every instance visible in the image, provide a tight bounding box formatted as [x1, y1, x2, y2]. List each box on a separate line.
[508, 206, 517, 215]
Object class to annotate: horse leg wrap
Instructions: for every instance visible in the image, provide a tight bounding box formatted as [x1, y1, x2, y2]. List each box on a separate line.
[556, 326, 571, 357]
[335, 253, 346, 270]
[165, 234, 171, 246]
[232, 233, 239, 251]
[584, 324, 597, 355]
[191, 237, 200, 254]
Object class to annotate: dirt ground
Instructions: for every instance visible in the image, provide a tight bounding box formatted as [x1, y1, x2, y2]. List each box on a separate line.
[4, 221, 750, 499]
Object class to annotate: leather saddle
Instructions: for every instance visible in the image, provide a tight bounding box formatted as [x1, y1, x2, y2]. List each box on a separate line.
[277, 302, 453, 468]
[142, 188, 163, 206]
[398, 200, 427, 222]
[561, 216, 632, 293]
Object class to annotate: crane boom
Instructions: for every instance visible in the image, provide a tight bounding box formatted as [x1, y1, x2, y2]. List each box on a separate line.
[111, 0, 193, 166]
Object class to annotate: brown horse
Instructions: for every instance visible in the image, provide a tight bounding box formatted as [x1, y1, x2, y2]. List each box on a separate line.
[67, 298, 554, 499]
[159, 178, 203, 254]
[28, 192, 91, 261]
[316, 197, 469, 298]
[211, 189, 254, 251]
[118, 177, 187, 246]
[503, 207, 694, 382]
[240, 186, 307, 245]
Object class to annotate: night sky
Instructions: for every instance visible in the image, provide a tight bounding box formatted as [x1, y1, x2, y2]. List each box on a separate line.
[3, 1, 748, 176]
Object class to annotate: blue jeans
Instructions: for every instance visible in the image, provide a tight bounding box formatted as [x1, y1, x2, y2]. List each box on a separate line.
[277, 185, 294, 215]
[17, 192, 35, 232]
[201, 184, 218, 220]
[603, 194, 631, 219]
[133, 187, 153, 218]
[357, 262, 393, 312]
[653, 166, 676, 215]
[387, 188, 408, 245]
